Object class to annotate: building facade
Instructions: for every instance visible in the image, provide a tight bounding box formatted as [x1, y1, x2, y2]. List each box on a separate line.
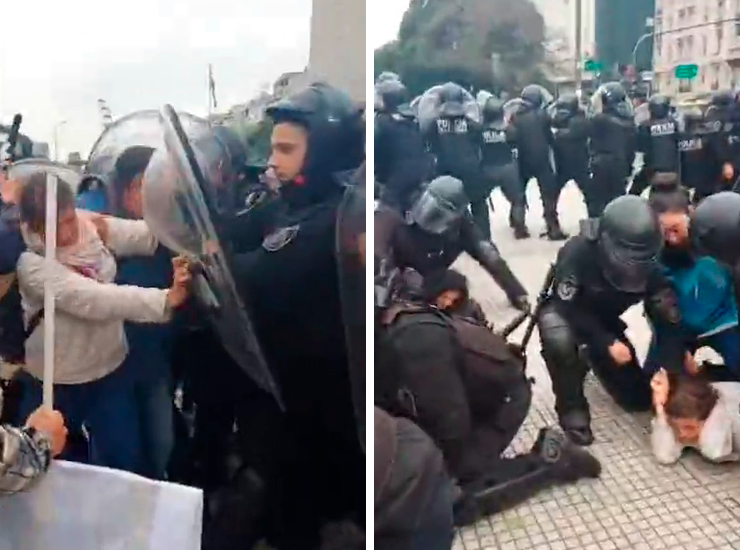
[653, 0, 740, 96]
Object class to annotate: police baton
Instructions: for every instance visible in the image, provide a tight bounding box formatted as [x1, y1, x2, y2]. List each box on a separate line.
[507, 263, 556, 353]
[2, 114, 22, 171]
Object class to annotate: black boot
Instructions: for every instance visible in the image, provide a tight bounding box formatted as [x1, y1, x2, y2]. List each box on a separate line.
[558, 409, 594, 446]
[453, 428, 601, 526]
[509, 204, 530, 239]
[543, 214, 568, 241]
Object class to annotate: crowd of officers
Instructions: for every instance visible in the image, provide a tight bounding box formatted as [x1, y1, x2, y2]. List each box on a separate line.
[374, 75, 740, 549]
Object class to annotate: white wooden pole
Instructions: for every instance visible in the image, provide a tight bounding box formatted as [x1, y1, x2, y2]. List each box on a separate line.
[42, 173, 57, 408]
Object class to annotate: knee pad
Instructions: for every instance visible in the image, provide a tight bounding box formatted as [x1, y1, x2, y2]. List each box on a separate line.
[538, 306, 578, 360]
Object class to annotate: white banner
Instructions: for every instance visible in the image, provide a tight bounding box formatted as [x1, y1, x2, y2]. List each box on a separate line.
[0, 460, 203, 550]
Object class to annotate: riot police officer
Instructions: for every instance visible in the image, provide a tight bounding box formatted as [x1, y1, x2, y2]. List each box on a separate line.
[374, 77, 432, 212]
[690, 191, 740, 274]
[510, 84, 567, 240]
[421, 83, 487, 235]
[143, 83, 366, 549]
[479, 96, 529, 239]
[629, 94, 680, 196]
[537, 196, 685, 445]
[588, 82, 637, 216]
[375, 175, 530, 311]
[678, 109, 720, 203]
[704, 90, 740, 187]
[550, 94, 595, 217]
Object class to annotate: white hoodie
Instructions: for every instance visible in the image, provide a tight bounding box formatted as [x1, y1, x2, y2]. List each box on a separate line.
[651, 382, 740, 465]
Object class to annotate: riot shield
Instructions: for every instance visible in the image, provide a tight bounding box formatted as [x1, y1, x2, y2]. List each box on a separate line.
[417, 84, 481, 134]
[6, 159, 82, 193]
[86, 110, 212, 187]
[336, 164, 366, 447]
[141, 105, 282, 407]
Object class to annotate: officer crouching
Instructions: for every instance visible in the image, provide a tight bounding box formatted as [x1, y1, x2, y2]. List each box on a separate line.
[537, 195, 687, 445]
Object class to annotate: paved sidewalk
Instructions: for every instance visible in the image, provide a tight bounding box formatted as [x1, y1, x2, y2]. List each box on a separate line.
[452, 184, 740, 550]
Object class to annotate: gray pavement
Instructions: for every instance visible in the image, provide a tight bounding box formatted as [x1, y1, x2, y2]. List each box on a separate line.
[452, 183, 740, 550]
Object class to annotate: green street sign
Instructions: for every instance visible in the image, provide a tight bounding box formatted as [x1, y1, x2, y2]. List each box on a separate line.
[674, 64, 698, 79]
[584, 59, 602, 72]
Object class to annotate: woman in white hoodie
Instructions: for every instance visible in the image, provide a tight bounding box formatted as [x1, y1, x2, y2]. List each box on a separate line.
[651, 368, 740, 465]
[13, 173, 190, 473]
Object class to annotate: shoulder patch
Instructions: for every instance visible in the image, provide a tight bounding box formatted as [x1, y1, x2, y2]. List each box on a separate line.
[262, 224, 300, 252]
[557, 277, 578, 301]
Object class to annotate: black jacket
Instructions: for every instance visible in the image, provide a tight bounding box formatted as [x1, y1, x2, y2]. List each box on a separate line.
[550, 234, 685, 371]
[588, 113, 637, 176]
[426, 115, 482, 182]
[374, 206, 526, 301]
[551, 111, 590, 176]
[480, 121, 517, 169]
[510, 106, 552, 170]
[637, 117, 680, 173]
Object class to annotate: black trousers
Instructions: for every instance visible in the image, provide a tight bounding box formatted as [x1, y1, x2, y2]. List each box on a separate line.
[520, 162, 560, 221]
[591, 163, 629, 217]
[557, 169, 598, 218]
[538, 303, 652, 420]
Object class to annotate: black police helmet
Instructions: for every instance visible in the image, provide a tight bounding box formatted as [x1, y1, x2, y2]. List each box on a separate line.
[712, 90, 734, 107]
[482, 97, 505, 122]
[597, 195, 663, 292]
[266, 82, 364, 198]
[648, 94, 671, 119]
[376, 71, 401, 84]
[556, 93, 579, 112]
[375, 79, 409, 113]
[409, 175, 469, 235]
[600, 82, 627, 106]
[690, 191, 740, 267]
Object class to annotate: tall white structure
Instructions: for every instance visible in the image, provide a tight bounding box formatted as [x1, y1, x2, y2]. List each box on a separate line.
[285, 0, 365, 102]
[653, 0, 740, 96]
[531, 0, 597, 81]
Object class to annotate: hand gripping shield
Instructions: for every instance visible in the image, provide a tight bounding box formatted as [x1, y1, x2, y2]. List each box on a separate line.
[141, 105, 282, 407]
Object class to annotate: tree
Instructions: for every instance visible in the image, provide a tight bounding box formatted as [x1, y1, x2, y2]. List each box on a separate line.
[374, 0, 549, 96]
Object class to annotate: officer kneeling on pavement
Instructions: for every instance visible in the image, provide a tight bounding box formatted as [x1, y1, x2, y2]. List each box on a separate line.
[538, 195, 687, 446]
[375, 175, 530, 311]
[376, 267, 601, 527]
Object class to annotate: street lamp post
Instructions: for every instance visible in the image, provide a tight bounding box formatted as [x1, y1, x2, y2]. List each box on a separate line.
[53, 120, 67, 162]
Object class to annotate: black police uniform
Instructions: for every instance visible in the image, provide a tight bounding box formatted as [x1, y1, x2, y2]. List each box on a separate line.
[537, 196, 685, 446]
[588, 84, 637, 216]
[511, 86, 567, 240]
[426, 111, 485, 230]
[630, 95, 680, 196]
[375, 177, 528, 310]
[377, 299, 601, 527]
[678, 112, 720, 203]
[375, 79, 432, 211]
[479, 97, 528, 239]
[550, 95, 595, 218]
[226, 84, 365, 549]
[705, 92, 740, 186]
[691, 191, 740, 281]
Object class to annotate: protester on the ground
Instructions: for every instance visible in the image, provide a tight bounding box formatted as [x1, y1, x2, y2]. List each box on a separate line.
[78, 145, 176, 480]
[0, 406, 67, 494]
[538, 195, 686, 446]
[646, 189, 739, 379]
[14, 174, 190, 474]
[651, 368, 740, 464]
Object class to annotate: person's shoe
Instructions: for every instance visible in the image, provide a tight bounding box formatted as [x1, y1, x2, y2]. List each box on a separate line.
[544, 219, 568, 241]
[513, 224, 531, 239]
[532, 427, 601, 482]
[559, 410, 594, 446]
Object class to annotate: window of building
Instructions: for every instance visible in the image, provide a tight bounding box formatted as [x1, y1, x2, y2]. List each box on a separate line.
[703, 34, 708, 54]
[687, 35, 694, 52]
[717, 24, 724, 54]
[688, 6, 696, 17]
[679, 79, 693, 93]
[678, 8, 685, 19]
[677, 37, 683, 57]
[736, 16, 740, 36]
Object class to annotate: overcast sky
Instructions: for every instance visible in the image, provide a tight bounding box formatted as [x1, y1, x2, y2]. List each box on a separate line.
[370, 0, 410, 49]
[0, 0, 311, 159]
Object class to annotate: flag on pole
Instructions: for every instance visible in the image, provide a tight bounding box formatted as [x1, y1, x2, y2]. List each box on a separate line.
[208, 64, 218, 110]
